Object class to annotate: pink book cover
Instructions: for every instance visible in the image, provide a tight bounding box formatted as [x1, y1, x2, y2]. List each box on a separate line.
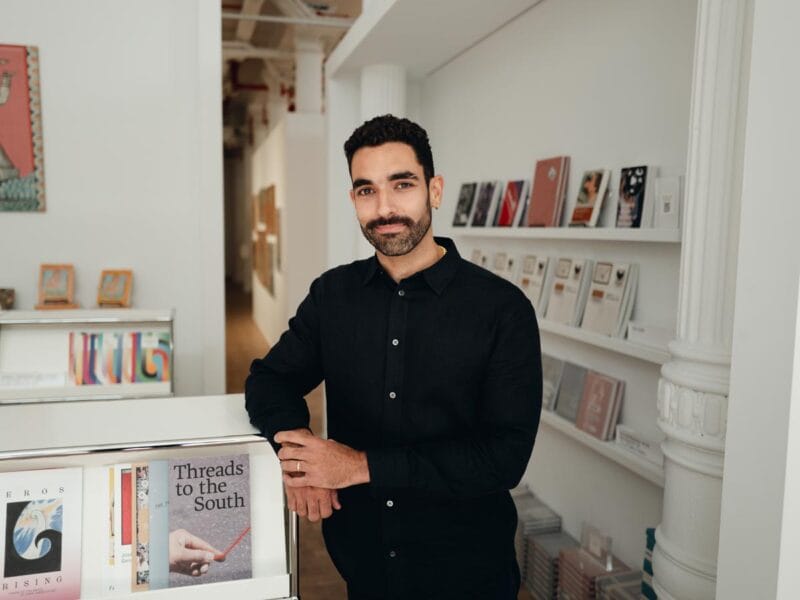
[575, 372, 619, 440]
[528, 156, 569, 227]
[496, 180, 524, 226]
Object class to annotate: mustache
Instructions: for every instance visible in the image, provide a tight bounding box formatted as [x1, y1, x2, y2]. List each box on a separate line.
[366, 216, 414, 230]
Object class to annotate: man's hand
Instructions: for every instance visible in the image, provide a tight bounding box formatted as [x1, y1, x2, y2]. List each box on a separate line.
[286, 485, 342, 522]
[168, 529, 220, 576]
[275, 430, 371, 489]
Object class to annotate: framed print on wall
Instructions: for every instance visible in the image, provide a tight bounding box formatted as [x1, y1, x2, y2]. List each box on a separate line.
[97, 269, 133, 307]
[37, 264, 77, 309]
[0, 44, 46, 212]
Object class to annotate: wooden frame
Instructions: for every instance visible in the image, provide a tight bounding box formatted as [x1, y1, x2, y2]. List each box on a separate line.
[97, 269, 133, 307]
[36, 264, 77, 309]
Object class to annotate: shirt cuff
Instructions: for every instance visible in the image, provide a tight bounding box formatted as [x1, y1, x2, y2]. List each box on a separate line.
[366, 447, 409, 492]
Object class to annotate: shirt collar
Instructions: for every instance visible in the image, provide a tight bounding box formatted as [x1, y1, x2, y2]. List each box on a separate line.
[360, 236, 461, 295]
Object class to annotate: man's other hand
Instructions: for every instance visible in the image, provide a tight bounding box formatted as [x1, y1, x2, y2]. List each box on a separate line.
[275, 430, 371, 489]
[286, 485, 342, 522]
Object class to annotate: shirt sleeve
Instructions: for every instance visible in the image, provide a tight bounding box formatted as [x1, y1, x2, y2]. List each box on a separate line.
[244, 278, 324, 451]
[366, 295, 542, 499]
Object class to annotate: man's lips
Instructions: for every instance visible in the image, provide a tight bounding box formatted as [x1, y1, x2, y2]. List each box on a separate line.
[373, 223, 407, 234]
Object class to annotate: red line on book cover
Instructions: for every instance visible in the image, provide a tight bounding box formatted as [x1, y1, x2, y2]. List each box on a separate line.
[121, 469, 132, 545]
[214, 525, 251, 562]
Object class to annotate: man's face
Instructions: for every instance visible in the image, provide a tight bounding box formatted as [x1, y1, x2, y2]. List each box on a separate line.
[349, 142, 442, 257]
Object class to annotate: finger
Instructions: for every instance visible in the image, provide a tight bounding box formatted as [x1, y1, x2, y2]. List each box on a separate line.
[277, 446, 307, 461]
[283, 473, 313, 488]
[318, 494, 333, 519]
[331, 490, 342, 510]
[275, 430, 316, 446]
[280, 460, 306, 474]
[200, 564, 209, 574]
[307, 497, 321, 522]
[180, 549, 215, 564]
[295, 496, 308, 517]
[183, 532, 220, 555]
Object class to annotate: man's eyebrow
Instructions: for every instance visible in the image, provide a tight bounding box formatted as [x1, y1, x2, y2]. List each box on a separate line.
[352, 178, 373, 189]
[388, 171, 419, 182]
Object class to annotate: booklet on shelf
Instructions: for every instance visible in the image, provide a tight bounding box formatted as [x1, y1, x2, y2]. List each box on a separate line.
[580, 262, 639, 338]
[496, 180, 529, 226]
[616, 166, 655, 228]
[541, 354, 565, 411]
[0, 467, 83, 600]
[554, 362, 587, 423]
[490, 252, 518, 282]
[575, 371, 624, 441]
[528, 156, 570, 227]
[569, 169, 610, 227]
[69, 331, 172, 386]
[469, 248, 488, 269]
[544, 257, 593, 326]
[517, 255, 551, 316]
[653, 175, 682, 230]
[452, 182, 478, 227]
[470, 181, 502, 227]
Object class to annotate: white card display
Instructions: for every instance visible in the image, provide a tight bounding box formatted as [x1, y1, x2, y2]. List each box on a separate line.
[581, 262, 639, 337]
[490, 252, 517, 282]
[544, 257, 593, 326]
[517, 255, 551, 315]
[469, 248, 488, 268]
[653, 175, 682, 230]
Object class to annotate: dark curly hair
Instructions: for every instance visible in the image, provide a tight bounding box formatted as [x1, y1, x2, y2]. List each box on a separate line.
[344, 114, 434, 184]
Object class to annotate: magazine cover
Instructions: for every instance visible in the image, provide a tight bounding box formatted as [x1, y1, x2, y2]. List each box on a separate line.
[452, 182, 477, 226]
[496, 180, 525, 226]
[570, 169, 610, 227]
[469, 181, 498, 227]
[616, 166, 648, 228]
[0, 468, 82, 600]
[167, 455, 251, 588]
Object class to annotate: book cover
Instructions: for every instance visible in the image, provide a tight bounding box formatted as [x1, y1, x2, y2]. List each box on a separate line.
[167, 455, 251, 588]
[580, 262, 633, 337]
[0, 468, 82, 600]
[541, 354, 565, 411]
[131, 464, 150, 592]
[616, 166, 649, 228]
[452, 182, 477, 226]
[496, 180, 525, 226]
[148, 461, 169, 591]
[575, 371, 620, 440]
[544, 258, 592, 326]
[129, 332, 172, 383]
[515, 180, 532, 226]
[469, 248, 488, 269]
[555, 363, 587, 423]
[653, 175, 682, 230]
[517, 255, 550, 315]
[570, 169, 610, 227]
[529, 156, 569, 227]
[470, 181, 498, 227]
[490, 252, 517, 282]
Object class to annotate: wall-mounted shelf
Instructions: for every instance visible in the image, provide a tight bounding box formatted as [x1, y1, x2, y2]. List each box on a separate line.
[451, 227, 681, 243]
[538, 320, 671, 365]
[540, 410, 665, 488]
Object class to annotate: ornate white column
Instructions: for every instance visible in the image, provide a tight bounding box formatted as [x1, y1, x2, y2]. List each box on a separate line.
[653, 1, 750, 599]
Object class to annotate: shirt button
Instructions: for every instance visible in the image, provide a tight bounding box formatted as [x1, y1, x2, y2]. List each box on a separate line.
[386, 500, 394, 508]
[391, 338, 399, 346]
[389, 391, 396, 399]
[398, 290, 405, 297]
[389, 550, 397, 558]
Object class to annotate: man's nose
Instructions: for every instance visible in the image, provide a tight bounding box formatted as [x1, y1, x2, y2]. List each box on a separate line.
[375, 186, 397, 217]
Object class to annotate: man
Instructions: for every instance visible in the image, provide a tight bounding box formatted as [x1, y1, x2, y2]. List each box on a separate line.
[245, 114, 542, 599]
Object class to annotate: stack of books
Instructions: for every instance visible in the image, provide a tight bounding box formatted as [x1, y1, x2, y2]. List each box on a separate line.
[595, 570, 643, 599]
[642, 528, 657, 600]
[527, 531, 579, 600]
[558, 547, 630, 599]
[511, 488, 562, 585]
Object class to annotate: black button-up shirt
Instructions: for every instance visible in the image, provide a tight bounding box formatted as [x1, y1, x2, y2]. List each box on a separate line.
[245, 237, 542, 599]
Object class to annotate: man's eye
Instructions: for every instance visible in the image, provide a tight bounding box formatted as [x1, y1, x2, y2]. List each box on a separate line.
[357, 188, 374, 196]
[396, 181, 413, 189]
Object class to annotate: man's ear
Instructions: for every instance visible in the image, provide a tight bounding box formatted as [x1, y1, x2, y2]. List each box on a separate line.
[429, 175, 444, 209]
[349, 188, 355, 207]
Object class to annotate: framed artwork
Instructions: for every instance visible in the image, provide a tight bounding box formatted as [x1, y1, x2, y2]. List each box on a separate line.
[37, 264, 77, 309]
[0, 44, 46, 212]
[97, 269, 133, 307]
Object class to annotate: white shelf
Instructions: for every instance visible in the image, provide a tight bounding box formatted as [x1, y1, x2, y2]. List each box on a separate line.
[538, 320, 671, 365]
[451, 226, 681, 243]
[540, 410, 664, 488]
[0, 381, 171, 404]
[0, 308, 173, 325]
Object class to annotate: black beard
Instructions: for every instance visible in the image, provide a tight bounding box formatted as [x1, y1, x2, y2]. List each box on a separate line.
[361, 198, 432, 257]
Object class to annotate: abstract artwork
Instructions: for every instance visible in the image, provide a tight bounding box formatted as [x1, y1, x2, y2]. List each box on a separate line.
[0, 44, 45, 212]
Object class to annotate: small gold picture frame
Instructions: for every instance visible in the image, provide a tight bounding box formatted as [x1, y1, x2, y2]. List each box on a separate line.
[97, 269, 133, 307]
[36, 264, 78, 309]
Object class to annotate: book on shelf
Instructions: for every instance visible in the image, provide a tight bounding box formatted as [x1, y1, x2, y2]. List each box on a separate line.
[580, 262, 639, 338]
[653, 175, 682, 230]
[517, 255, 551, 316]
[515, 179, 533, 226]
[544, 257, 594, 326]
[496, 180, 530, 226]
[452, 182, 478, 227]
[69, 331, 172, 386]
[570, 169, 611, 227]
[490, 252, 518, 282]
[615, 166, 655, 228]
[554, 362, 587, 423]
[541, 354, 565, 411]
[0, 467, 83, 600]
[575, 371, 624, 441]
[470, 181, 502, 227]
[528, 156, 570, 227]
[469, 248, 488, 269]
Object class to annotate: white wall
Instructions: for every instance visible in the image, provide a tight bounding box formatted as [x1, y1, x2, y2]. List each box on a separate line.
[421, 0, 696, 567]
[717, 0, 800, 596]
[251, 113, 326, 346]
[0, 0, 226, 396]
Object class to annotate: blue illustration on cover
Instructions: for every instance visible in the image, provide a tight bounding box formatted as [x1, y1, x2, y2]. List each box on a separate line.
[4, 499, 63, 577]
